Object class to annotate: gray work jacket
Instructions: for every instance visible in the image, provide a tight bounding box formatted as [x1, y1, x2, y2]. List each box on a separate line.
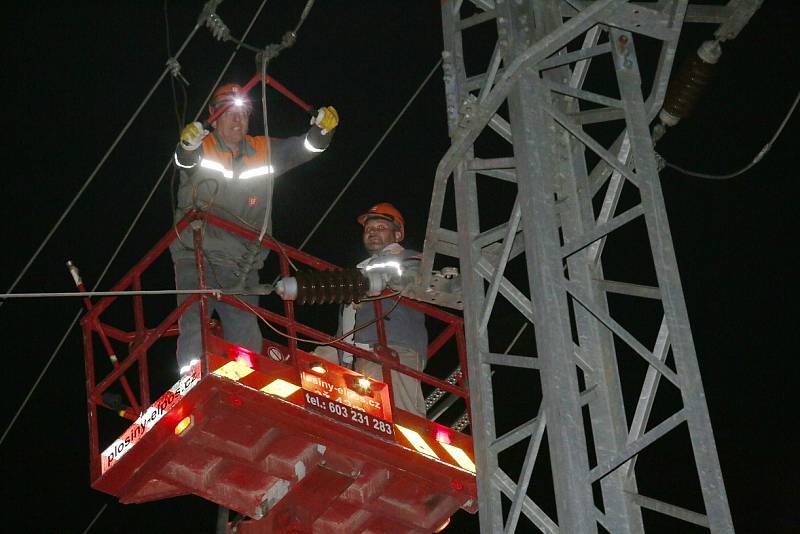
[170, 125, 331, 267]
[352, 245, 428, 366]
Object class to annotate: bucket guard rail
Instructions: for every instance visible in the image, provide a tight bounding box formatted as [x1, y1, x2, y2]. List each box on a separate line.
[79, 211, 475, 511]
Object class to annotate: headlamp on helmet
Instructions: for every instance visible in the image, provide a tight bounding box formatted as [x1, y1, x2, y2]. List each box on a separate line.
[209, 83, 252, 115]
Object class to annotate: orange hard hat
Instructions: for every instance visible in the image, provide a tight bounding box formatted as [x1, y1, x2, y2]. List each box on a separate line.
[209, 83, 251, 113]
[357, 202, 405, 240]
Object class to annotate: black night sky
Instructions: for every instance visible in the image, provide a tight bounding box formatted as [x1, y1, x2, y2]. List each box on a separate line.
[1, 1, 797, 533]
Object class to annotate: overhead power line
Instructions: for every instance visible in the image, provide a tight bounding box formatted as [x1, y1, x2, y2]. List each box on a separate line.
[0, 288, 271, 299]
[4, 0, 441, 483]
[665, 89, 799, 180]
[0, 159, 173, 449]
[296, 58, 443, 253]
[0, 0, 270, 448]
[82, 502, 109, 534]
[0, 23, 204, 312]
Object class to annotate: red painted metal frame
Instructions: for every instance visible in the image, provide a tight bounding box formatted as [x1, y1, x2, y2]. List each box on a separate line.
[80, 210, 469, 483]
[91, 344, 478, 531]
[206, 72, 313, 126]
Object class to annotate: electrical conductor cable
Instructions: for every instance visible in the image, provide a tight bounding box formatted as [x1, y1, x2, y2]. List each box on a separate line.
[664, 91, 798, 180]
[1, 0, 269, 449]
[0, 15, 207, 312]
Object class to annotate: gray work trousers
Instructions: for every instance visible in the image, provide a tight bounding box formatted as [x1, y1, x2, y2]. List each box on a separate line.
[174, 258, 262, 369]
[355, 345, 426, 417]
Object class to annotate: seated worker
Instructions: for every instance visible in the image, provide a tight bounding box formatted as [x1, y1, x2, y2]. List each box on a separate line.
[170, 82, 338, 375]
[317, 202, 428, 417]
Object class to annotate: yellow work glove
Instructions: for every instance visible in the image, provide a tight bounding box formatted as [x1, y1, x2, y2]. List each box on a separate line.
[180, 121, 209, 150]
[312, 106, 339, 135]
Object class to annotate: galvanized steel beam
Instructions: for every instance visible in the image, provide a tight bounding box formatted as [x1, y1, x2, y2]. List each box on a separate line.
[429, 0, 734, 531]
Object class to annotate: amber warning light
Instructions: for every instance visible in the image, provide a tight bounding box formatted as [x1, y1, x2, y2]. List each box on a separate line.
[174, 416, 193, 436]
[100, 361, 201, 474]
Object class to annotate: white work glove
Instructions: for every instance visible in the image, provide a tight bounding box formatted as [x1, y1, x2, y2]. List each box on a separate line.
[311, 106, 339, 135]
[180, 121, 209, 151]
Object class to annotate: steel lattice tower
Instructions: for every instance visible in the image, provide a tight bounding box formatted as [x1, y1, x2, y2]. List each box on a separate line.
[420, 1, 740, 531]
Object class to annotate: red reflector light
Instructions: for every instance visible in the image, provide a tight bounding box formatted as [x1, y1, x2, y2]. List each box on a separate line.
[435, 428, 452, 444]
[235, 350, 254, 368]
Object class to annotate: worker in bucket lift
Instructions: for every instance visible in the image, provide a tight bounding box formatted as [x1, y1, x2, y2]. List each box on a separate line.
[317, 203, 428, 416]
[170, 82, 339, 375]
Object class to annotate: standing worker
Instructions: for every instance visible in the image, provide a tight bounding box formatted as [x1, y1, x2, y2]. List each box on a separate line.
[170, 82, 339, 375]
[347, 202, 428, 417]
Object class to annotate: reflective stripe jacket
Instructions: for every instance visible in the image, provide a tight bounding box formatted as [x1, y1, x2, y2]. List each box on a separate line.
[170, 126, 331, 266]
[352, 245, 428, 365]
